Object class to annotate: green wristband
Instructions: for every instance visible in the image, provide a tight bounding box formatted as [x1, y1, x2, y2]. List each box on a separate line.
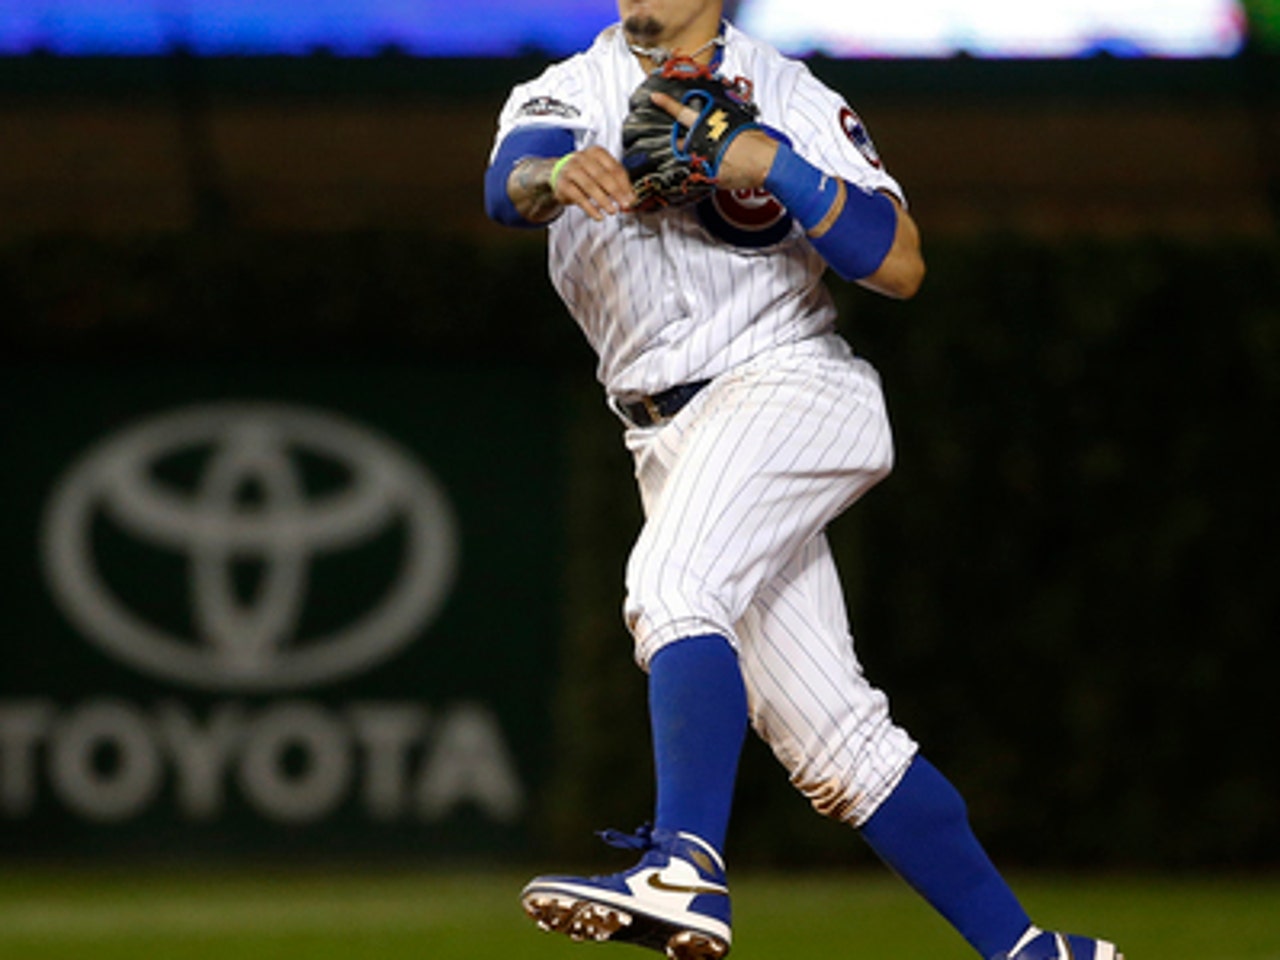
[549, 153, 574, 192]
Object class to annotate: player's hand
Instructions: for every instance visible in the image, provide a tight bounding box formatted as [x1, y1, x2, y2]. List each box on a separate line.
[552, 146, 639, 220]
[649, 91, 780, 192]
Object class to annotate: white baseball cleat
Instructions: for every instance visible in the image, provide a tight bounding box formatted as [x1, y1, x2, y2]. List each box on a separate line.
[520, 824, 731, 960]
[997, 925, 1125, 960]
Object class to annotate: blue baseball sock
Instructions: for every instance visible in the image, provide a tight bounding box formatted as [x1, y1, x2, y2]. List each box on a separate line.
[859, 755, 1031, 959]
[648, 634, 749, 854]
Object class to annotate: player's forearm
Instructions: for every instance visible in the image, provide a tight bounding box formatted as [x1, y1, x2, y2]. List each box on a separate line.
[486, 137, 636, 225]
[858, 203, 925, 300]
[508, 157, 565, 224]
[484, 126, 576, 228]
[762, 143, 924, 297]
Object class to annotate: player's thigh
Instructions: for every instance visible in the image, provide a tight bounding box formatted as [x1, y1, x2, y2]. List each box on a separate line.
[626, 357, 892, 657]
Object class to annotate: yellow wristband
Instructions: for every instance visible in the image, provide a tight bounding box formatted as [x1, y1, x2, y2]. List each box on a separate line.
[549, 153, 573, 192]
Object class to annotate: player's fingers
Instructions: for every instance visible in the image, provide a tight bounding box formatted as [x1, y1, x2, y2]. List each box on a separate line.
[550, 152, 609, 219]
[578, 147, 638, 209]
[556, 166, 619, 220]
[555, 147, 635, 217]
[650, 91, 700, 129]
[650, 92, 704, 157]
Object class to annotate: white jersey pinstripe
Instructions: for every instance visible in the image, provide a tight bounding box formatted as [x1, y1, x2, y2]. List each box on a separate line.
[491, 20, 904, 397]
[493, 20, 918, 825]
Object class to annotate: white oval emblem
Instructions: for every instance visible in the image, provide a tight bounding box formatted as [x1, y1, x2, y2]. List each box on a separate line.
[41, 403, 458, 692]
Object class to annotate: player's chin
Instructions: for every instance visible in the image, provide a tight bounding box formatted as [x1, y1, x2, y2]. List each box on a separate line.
[623, 14, 663, 43]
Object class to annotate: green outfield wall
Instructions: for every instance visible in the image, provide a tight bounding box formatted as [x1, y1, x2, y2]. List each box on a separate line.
[0, 343, 565, 861]
[1, 233, 1277, 868]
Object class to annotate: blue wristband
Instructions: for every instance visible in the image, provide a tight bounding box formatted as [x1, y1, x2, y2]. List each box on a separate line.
[764, 143, 898, 280]
[763, 142, 841, 230]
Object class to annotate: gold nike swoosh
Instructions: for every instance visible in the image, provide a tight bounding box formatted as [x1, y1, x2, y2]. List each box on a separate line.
[646, 874, 729, 896]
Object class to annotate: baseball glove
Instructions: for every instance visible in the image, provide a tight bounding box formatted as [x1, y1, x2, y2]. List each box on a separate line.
[621, 56, 761, 212]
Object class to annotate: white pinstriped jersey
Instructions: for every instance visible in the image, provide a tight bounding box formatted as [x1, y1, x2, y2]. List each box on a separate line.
[491, 20, 905, 397]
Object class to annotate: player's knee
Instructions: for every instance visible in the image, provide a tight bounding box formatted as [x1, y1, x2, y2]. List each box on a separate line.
[629, 613, 739, 670]
[624, 577, 738, 668]
[790, 769, 867, 824]
[778, 720, 917, 827]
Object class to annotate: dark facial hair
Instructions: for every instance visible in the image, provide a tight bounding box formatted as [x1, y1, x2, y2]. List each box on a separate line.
[623, 14, 663, 43]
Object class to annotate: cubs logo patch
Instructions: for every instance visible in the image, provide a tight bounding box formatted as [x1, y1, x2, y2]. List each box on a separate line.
[696, 187, 794, 249]
[516, 96, 581, 119]
[839, 107, 882, 168]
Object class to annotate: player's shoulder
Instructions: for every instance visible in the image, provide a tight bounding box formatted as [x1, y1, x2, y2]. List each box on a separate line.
[501, 25, 625, 126]
[723, 19, 825, 113]
[724, 21, 810, 83]
[726, 22, 896, 186]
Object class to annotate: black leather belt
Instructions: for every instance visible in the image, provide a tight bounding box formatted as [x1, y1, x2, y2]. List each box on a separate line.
[615, 379, 711, 428]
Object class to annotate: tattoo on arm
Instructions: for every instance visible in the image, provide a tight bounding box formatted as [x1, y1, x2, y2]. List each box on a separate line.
[509, 157, 564, 223]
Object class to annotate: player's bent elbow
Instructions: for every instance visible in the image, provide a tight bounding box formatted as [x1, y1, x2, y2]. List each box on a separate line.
[861, 250, 925, 300]
[889, 252, 927, 299]
[867, 211, 926, 299]
[484, 164, 513, 224]
[485, 163, 533, 228]
[887, 209, 926, 297]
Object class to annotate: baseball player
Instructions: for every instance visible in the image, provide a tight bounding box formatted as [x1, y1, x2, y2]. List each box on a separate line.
[484, 3, 1123, 960]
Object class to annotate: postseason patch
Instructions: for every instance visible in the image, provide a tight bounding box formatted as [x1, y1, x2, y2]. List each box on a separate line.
[839, 107, 882, 169]
[516, 96, 581, 120]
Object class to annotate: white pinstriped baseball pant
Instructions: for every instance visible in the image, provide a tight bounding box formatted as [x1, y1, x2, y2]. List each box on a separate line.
[622, 336, 918, 827]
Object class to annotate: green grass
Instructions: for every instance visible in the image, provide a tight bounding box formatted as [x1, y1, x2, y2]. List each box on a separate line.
[0, 868, 1276, 960]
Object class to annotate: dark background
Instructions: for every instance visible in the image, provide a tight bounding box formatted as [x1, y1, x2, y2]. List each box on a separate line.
[2, 50, 1277, 871]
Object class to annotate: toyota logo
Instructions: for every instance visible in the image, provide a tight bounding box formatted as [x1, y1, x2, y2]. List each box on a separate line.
[40, 403, 458, 692]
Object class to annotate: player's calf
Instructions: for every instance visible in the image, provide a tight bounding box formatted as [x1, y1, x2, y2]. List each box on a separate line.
[520, 824, 732, 960]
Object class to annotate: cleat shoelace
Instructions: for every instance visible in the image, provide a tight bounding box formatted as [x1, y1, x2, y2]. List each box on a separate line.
[597, 822, 658, 851]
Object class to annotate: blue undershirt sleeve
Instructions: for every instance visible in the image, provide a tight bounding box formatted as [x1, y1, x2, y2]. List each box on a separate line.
[484, 126, 577, 228]
[763, 142, 899, 281]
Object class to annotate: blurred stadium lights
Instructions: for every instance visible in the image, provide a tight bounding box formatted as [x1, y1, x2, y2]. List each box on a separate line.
[0, 0, 1262, 58]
